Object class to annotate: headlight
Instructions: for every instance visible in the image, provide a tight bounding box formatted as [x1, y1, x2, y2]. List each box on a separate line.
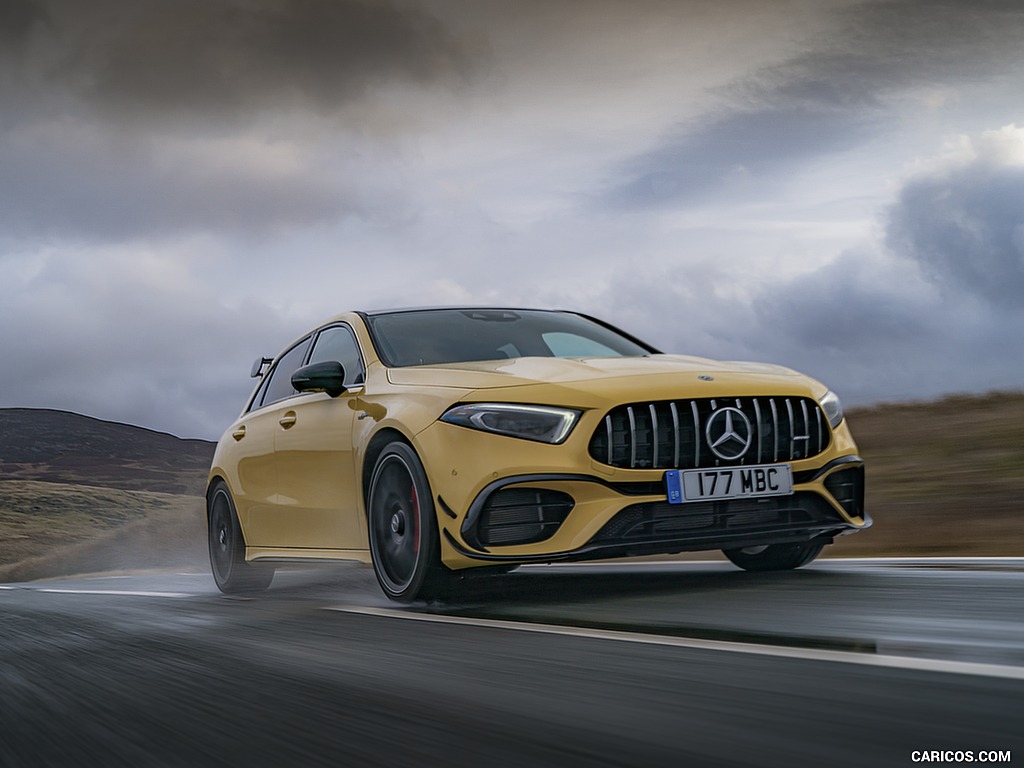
[818, 390, 844, 429]
[440, 403, 582, 444]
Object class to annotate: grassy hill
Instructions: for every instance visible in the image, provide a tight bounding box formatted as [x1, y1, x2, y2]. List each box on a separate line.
[830, 391, 1024, 557]
[0, 393, 1021, 581]
[0, 409, 214, 581]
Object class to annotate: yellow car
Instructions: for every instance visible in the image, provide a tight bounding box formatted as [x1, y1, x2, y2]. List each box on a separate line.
[208, 308, 868, 601]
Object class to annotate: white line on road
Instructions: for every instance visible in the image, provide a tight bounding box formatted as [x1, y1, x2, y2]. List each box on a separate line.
[330, 605, 1024, 681]
[519, 557, 1024, 570]
[33, 589, 192, 598]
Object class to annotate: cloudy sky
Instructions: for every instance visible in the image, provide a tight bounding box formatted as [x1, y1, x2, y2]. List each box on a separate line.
[2, 0, 1023, 439]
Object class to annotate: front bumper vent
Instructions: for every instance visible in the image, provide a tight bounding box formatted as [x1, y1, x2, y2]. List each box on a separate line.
[589, 396, 831, 470]
[824, 465, 865, 520]
[476, 487, 574, 547]
[593, 492, 843, 548]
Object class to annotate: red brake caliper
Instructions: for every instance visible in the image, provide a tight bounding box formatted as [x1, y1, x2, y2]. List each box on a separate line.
[408, 482, 420, 556]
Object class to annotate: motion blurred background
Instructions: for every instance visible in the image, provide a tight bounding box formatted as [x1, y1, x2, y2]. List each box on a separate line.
[1, 0, 1023, 439]
[2, 392, 1021, 581]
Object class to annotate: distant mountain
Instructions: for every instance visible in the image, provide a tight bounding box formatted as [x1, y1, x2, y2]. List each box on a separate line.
[0, 408, 215, 495]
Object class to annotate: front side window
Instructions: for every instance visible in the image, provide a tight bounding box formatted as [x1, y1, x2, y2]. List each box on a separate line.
[308, 325, 365, 386]
[258, 337, 311, 408]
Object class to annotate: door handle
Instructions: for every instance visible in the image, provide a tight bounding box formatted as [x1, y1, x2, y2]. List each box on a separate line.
[231, 426, 246, 441]
[279, 412, 297, 429]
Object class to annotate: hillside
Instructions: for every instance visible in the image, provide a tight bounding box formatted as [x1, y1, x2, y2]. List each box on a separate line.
[0, 393, 1022, 581]
[0, 408, 214, 494]
[830, 391, 1024, 557]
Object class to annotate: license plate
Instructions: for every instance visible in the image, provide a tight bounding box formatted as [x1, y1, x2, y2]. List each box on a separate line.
[665, 464, 793, 505]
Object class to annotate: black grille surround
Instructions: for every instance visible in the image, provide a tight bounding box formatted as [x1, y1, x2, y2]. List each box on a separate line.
[589, 396, 831, 470]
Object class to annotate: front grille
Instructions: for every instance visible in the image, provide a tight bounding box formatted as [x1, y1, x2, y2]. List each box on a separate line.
[476, 488, 574, 547]
[589, 397, 830, 470]
[593, 492, 841, 547]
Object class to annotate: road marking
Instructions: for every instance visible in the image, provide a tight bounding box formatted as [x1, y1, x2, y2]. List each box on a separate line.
[520, 557, 1024, 570]
[33, 589, 192, 598]
[330, 605, 1024, 681]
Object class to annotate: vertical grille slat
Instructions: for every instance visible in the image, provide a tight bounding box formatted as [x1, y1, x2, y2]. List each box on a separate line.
[649, 404, 659, 469]
[786, 399, 795, 458]
[670, 402, 680, 468]
[690, 401, 700, 467]
[627, 406, 637, 468]
[589, 396, 830, 470]
[753, 398, 763, 464]
[770, 400, 780, 462]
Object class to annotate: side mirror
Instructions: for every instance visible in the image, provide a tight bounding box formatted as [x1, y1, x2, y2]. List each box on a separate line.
[251, 356, 273, 378]
[291, 361, 347, 398]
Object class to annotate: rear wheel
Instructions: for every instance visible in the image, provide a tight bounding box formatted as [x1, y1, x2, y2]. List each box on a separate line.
[367, 443, 449, 602]
[722, 541, 825, 572]
[208, 481, 274, 594]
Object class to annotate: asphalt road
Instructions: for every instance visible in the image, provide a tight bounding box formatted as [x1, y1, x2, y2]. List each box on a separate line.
[1, 559, 1022, 768]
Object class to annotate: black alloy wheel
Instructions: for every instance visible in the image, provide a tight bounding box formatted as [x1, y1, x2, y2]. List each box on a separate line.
[367, 442, 448, 602]
[722, 540, 825, 572]
[207, 481, 274, 594]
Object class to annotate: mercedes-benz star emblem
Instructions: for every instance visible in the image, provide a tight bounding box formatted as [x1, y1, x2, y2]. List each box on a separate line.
[705, 407, 753, 460]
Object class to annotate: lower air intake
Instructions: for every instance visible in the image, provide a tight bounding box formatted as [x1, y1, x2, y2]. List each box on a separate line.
[476, 488, 574, 547]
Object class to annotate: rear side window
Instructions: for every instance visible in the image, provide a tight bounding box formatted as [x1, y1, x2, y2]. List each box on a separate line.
[258, 337, 311, 408]
[308, 325, 365, 386]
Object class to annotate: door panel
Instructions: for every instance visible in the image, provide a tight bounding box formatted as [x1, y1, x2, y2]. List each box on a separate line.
[228, 407, 281, 545]
[267, 392, 362, 549]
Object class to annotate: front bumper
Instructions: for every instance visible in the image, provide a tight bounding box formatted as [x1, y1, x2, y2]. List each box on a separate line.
[417, 420, 868, 570]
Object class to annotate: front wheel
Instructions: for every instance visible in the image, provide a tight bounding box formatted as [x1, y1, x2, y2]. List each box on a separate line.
[208, 481, 274, 594]
[722, 540, 825, 572]
[367, 443, 449, 603]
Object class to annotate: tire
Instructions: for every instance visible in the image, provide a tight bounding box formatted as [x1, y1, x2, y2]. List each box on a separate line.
[207, 481, 274, 594]
[722, 540, 825, 572]
[367, 442, 449, 603]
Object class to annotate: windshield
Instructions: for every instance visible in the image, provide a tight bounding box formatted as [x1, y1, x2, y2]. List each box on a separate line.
[366, 309, 656, 367]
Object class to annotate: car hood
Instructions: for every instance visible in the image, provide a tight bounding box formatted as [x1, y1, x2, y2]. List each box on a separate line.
[386, 355, 820, 402]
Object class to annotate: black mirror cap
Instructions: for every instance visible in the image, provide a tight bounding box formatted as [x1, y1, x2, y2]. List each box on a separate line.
[291, 361, 347, 397]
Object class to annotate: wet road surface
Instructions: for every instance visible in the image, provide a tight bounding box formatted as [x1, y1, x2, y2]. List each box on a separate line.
[1, 559, 1022, 767]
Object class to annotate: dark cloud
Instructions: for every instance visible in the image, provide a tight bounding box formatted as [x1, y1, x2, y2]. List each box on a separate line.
[887, 150, 1024, 308]
[0, 257, 295, 438]
[0, 0, 471, 241]
[0, 0, 49, 46]
[3, 0, 469, 120]
[606, 0, 1024, 207]
[609, 105, 877, 206]
[0, 129, 379, 239]
[580, 241, 1023, 411]
[752, 250, 933, 354]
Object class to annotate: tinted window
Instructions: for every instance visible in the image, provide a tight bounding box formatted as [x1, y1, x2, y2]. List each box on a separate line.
[260, 337, 311, 406]
[308, 325, 365, 386]
[366, 309, 654, 367]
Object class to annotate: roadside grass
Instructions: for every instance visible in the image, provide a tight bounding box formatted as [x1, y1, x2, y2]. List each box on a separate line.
[0, 480, 206, 581]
